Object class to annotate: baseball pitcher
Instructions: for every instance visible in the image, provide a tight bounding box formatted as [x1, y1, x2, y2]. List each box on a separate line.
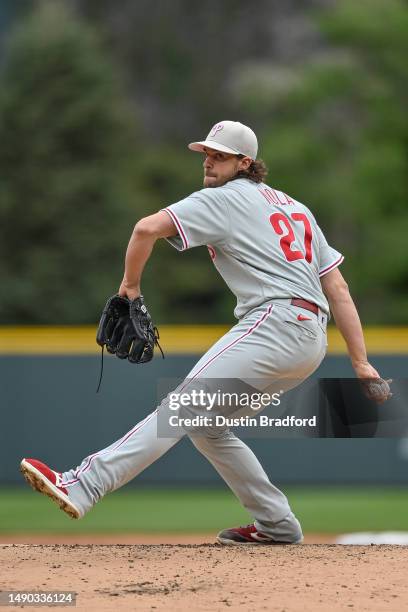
[20, 120, 391, 545]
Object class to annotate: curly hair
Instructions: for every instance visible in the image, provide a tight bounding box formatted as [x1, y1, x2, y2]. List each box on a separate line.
[232, 157, 268, 184]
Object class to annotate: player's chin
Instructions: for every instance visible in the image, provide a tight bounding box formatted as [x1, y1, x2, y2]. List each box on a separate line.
[203, 175, 220, 188]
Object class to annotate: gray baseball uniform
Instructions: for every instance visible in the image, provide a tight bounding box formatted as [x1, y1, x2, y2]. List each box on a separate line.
[164, 178, 342, 319]
[62, 178, 343, 542]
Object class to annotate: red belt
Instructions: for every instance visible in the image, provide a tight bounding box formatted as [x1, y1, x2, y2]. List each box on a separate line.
[290, 298, 319, 316]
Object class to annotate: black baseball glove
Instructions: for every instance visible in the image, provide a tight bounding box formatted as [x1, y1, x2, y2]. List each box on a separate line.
[96, 294, 163, 363]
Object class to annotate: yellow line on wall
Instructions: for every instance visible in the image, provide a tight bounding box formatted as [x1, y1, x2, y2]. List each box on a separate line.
[0, 325, 407, 355]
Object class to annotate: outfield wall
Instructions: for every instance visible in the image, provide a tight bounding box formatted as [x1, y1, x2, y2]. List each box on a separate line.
[1, 326, 407, 485]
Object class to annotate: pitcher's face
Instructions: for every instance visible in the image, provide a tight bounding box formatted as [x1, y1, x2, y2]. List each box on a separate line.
[202, 148, 251, 188]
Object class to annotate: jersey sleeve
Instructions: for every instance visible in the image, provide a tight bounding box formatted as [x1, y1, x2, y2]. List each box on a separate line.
[316, 224, 344, 277]
[162, 188, 229, 251]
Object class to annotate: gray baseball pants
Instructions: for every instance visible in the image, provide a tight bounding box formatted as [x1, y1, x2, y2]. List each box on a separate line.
[62, 301, 327, 542]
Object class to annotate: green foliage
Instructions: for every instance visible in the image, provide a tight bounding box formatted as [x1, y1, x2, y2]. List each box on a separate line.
[0, 1, 237, 324]
[238, 0, 408, 322]
[0, 1, 139, 323]
[1, 0, 407, 324]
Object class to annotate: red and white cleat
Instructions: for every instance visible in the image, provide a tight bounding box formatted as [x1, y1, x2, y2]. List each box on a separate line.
[217, 523, 301, 545]
[20, 458, 80, 519]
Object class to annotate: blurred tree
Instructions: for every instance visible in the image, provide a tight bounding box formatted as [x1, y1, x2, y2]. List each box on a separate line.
[0, 0, 261, 325]
[2, 0, 407, 325]
[233, 0, 408, 323]
[69, 0, 329, 324]
[73, 0, 326, 143]
[0, 1, 141, 323]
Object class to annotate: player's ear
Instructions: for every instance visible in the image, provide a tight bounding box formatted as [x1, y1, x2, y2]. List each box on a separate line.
[238, 156, 252, 171]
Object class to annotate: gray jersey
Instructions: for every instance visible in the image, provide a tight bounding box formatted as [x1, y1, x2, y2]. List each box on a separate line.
[164, 178, 343, 318]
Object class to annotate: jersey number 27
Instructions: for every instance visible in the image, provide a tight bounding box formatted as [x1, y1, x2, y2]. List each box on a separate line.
[270, 212, 313, 263]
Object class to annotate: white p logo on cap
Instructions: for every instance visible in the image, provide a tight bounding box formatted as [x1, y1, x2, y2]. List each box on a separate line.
[188, 120, 258, 160]
[209, 123, 224, 137]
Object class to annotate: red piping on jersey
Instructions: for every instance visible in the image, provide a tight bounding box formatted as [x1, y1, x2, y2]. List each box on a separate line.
[163, 207, 189, 250]
[62, 409, 158, 486]
[319, 255, 344, 277]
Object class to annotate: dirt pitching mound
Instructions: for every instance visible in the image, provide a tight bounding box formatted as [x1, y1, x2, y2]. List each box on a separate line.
[2, 543, 408, 611]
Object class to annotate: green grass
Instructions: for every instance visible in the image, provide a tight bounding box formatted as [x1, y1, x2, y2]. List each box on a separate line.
[1, 487, 408, 534]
